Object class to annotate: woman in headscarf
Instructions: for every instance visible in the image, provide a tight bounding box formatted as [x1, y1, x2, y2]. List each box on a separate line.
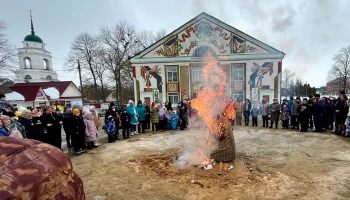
[0, 115, 22, 138]
[17, 109, 45, 141]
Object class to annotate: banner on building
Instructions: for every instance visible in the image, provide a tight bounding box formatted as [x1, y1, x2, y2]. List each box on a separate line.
[252, 88, 259, 102]
[36, 91, 45, 100]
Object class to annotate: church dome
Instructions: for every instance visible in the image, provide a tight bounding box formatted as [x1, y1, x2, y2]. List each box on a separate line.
[24, 34, 43, 43]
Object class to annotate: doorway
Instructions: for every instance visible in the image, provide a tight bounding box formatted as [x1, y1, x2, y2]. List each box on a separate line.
[144, 97, 151, 106]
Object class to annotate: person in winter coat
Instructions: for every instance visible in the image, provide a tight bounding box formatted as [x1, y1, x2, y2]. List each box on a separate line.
[83, 112, 98, 150]
[105, 116, 117, 143]
[329, 98, 335, 131]
[251, 105, 260, 127]
[243, 99, 252, 126]
[0, 115, 22, 138]
[144, 102, 151, 131]
[89, 106, 101, 146]
[178, 100, 188, 130]
[313, 94, 325, 133]
[335, 94, 348, 135]
[136, 100, 147, 133]
[332, 91, 347, 134]
[165, 101, 173, 111]
[105, 103, 120, 139]
[171, 110, 180, 130]
[344, 98, 350, 137]
[71, 109, 86, 155]
[291, 97, 301, 129]
[40, 106, 63, 149]
[17, 109, 45, 141]
[259, 98, 270, 127]
[0, 94, 12, 114]
[62, 106, 73, 148]
[159, 106, 166, 130]
[280, 105, 290, 129]
[298, 98, 311, 132]
[235, 97, 243, 126]
[166, 110, 172, 129]
[307, 95, 314, 128]
[150, 103, 159, 131]
[126, 100, 138, 136]
[120, 109, 130, 139]
[322, 98, 332, 130]
[269, 98, 281, 129]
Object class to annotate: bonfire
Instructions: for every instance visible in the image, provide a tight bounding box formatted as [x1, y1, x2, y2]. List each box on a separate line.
[191, 53, 236, 167]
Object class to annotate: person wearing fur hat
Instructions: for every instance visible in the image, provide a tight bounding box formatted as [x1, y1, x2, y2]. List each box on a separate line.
[126, 100, 139, 135]
[269, 98, 281, 129]
[291, 97, 301, 129]
[70, 109, 86, 155]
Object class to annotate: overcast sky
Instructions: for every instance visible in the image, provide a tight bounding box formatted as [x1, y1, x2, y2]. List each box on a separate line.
[1, 0, 349, 87]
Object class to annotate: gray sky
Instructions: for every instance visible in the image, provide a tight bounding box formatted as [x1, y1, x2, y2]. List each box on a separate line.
[1, 0, 349, 87]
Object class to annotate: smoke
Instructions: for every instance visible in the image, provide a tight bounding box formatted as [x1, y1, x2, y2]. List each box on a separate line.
[271, 6, 297, 32]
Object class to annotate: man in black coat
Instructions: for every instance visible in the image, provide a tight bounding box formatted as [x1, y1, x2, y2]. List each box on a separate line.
[298, 98, 311, 132]
[307, 95, 314, 128]
[313, 94, 325, 133]
[332, 91, 347, 134]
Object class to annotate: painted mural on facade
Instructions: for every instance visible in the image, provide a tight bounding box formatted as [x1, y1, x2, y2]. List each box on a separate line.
[140, 66, 162, 92]
[142, 19, 268, 58]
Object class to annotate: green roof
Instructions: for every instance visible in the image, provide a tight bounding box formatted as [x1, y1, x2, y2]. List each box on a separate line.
[24, 34, 43, 43]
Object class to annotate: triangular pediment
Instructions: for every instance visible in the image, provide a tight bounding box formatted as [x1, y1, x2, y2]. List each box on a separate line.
[132, 13, 284, 60]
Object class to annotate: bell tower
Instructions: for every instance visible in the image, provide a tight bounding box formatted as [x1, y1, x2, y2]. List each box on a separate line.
[16, 10, 59, 83]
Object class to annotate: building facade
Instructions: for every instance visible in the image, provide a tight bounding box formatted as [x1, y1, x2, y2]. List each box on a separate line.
[131, 13, 285, 105]
[16, 15, 58, 83]
[326, 77, 350, 95]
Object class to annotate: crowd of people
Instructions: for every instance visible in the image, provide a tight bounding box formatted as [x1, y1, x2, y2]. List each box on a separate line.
[234, 91, 350, 137]
[0, 93, 190, 155]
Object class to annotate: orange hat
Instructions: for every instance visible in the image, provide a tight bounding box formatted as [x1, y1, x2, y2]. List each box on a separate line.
[72, 109, 80, 115]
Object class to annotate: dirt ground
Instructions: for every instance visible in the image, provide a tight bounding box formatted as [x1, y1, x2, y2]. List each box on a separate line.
[68, 122, 350, 200]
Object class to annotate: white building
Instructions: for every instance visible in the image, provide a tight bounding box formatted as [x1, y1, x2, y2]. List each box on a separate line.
[16, 15, 58, 83]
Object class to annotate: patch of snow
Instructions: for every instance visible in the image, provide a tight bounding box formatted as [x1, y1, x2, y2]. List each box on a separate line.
[5, 91, 25, 101]
[44, 87, 60, 99]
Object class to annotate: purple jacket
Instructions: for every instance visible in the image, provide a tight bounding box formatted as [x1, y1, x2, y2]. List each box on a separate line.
[159, 108, 166, 120]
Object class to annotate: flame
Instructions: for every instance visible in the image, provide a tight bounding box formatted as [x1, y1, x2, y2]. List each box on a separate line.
[191, 53, 236, 166]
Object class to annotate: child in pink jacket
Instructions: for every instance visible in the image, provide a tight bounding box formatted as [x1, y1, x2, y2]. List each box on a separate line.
[83, 112, 98, 150]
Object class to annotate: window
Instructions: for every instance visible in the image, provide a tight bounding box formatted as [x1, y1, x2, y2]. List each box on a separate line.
[231, 63, 245, 101]
[43, 59, 49, 70]
[46, 75, 52, 80]
[42, 45, 44, 49]
[191, 66, 205, 82]
[167, 66, 178, 82]
[24, 58, 31, 69]
[26, 43, 28, 47]
[66, 101, 72, 107]
[168, 93, 179, 104]
[192, 46, 216, 58]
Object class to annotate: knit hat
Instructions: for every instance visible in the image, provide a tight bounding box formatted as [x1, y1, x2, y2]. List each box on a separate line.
[0, 94, 5, 99]
[72, 108, 80, 115]
[303, 98, 308, 101]
[296, 96, 301, 100]
[72, 103, 81, 109]
[138, 100, 142, 104]
[315, 94, 320, 97]
[109, 103, 115, 107]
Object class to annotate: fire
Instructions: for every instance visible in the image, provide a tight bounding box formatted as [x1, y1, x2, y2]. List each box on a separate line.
[191, 53, 236, 167]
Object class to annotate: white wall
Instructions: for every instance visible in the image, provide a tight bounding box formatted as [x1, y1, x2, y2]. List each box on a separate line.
[61, 83, 82, 97]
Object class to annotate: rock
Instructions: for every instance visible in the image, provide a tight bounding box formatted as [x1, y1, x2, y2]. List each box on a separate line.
[249, 168, 253, 171]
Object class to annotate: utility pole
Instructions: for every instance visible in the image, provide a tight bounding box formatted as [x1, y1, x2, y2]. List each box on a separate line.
[77, 59, 84, 105]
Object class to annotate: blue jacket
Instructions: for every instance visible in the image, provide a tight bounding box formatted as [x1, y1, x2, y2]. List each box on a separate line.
[135, 105, 146, 121]
[0, 127, 9, 136]
[171, 114, 179, 129]
[105, 119, 116, 135]
[126, 105, 139, 125]
[251, 108, 260, 118]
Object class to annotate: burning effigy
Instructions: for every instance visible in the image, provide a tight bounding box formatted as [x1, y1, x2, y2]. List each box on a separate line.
[175, 54, 235, 169]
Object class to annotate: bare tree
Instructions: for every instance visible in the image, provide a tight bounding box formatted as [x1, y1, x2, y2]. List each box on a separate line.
[65, 33, 101, 89]
[327, 45, 350, 92]
[281, 69, 295, 89]
[0, 21, 18, 78]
